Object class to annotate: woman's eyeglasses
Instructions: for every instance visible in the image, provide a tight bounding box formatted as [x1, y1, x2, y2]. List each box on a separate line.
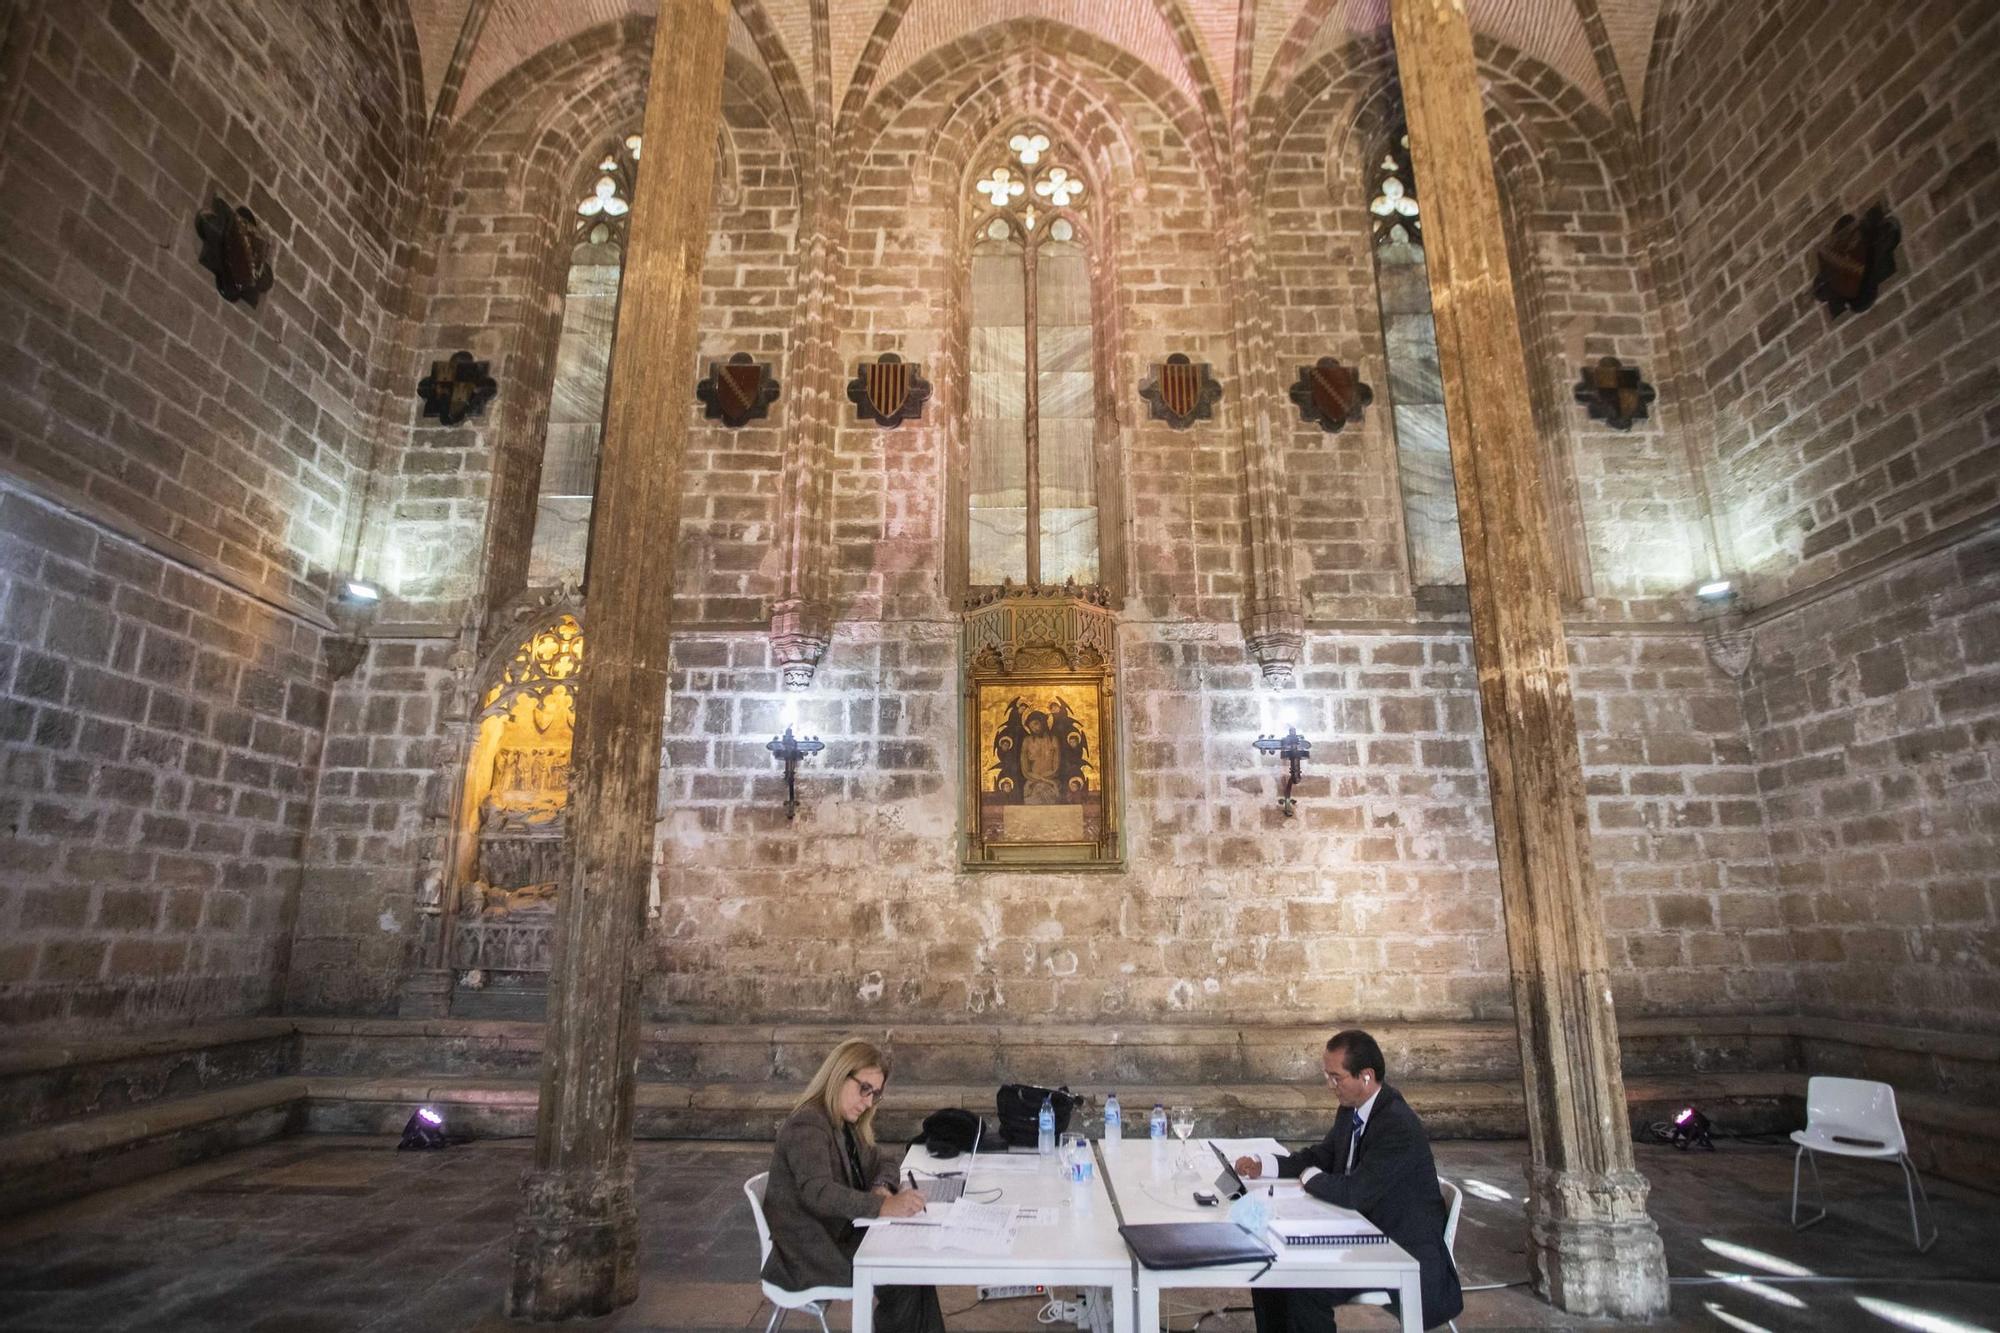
[848, 1075, 884, 1102]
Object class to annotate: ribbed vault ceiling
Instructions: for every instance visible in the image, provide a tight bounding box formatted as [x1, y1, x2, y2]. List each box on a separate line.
[404, 0, 1672, 133]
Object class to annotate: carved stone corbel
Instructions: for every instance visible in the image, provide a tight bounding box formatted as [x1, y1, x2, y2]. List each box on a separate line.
[770, 597, 830, 690]
[1243, 598, 1305, 687]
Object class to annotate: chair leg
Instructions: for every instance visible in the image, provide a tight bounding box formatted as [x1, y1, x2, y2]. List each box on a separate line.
[763, 1303, 784, 1333]
[1791, 1147, 1827, 1231]
[810, 1300, 832, 1333]
[1898, 1155, 1939, 1254]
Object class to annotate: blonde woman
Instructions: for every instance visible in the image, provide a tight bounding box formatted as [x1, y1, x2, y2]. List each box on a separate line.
[761, 1037, 947, 1332]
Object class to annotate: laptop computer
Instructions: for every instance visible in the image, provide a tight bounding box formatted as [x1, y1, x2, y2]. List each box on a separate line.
[916, 1117, 980, 1203]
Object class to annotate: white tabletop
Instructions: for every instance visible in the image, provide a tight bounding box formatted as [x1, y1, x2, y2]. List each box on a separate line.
[856, 1143, 1130, 1272]
[1099, 1137, 1425, 1333]
[850, 1144, 1135, 1333]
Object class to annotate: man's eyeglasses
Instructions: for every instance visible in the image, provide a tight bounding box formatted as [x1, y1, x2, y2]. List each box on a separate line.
[849, 1075, 884, 1102]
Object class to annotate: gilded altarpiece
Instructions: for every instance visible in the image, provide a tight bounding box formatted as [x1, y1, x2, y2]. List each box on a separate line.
[963, 586, 1121, 867]
[448, 615, 581, 987]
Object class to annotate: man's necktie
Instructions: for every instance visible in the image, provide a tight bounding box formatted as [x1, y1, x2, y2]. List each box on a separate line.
[1346, 1116, 1365, 1173]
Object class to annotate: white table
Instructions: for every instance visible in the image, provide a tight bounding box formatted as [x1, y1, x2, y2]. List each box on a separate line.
[851, 1144, 1134, 1333]
[1101, 1138, 1424, 1333]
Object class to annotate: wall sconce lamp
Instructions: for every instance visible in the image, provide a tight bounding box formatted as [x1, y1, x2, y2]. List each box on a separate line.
[767, 723, 824, 820]
[1252, 724, 1312, 817]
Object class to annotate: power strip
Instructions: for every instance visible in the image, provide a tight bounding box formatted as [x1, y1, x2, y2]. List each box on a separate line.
[978, 1283, 1048, 1301]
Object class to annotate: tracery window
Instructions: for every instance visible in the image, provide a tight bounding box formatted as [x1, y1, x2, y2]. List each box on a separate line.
[1369, 128, 1465, 590]
[965, 127, 1101, 589]
[529, 134, 641, 585]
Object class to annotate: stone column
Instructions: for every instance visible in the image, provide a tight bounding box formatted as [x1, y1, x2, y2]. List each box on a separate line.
[1388, 0, 1669, 1317]
[506, 1, 729, 1319]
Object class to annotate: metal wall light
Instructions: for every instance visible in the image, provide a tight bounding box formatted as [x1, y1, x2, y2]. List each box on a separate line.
[1253, 724, 1312, 817]
[767, 718, 824, 820]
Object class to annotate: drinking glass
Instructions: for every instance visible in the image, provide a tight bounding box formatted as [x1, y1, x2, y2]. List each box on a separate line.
[1170, 1104, 1195, 1170]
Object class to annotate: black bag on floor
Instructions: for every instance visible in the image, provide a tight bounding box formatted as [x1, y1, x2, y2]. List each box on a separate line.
[996, 1083, 1076, 1148]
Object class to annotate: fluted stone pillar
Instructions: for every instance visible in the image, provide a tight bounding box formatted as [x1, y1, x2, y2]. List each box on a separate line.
[1388, 0, 1669, 1316]
[505, 0, 729, 1318]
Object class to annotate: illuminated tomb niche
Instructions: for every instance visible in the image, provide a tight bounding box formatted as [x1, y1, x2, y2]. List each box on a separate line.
[451, 617, 581, 983]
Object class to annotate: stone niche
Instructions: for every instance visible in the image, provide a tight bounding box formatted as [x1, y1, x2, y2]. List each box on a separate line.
[450, 615, 582, 986]
[962, 583, 1121, 868]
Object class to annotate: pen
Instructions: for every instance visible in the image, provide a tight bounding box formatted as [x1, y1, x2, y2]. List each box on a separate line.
[906, 1170, 917, 1192]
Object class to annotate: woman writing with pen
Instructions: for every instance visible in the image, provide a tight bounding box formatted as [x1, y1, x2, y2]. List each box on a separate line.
[760, 1037, 949, 1332]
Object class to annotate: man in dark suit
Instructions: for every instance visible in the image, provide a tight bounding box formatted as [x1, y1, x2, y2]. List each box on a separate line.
[1233, 1030, 1463, 1332]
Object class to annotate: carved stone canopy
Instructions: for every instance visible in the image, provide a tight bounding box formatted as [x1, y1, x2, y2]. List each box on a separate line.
[963, 580, 1115, 675]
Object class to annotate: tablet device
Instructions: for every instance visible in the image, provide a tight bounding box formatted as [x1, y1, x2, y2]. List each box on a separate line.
[1209, 1141, 1249, 1200]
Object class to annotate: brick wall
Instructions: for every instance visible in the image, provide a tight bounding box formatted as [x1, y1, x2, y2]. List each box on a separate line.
[285, 635, 459, 1015]
[641, 621, 1786, 1024]
[1653, 0, 2000, 604]
[1742, 529, 2000, 1032]
[1650, 0, 2000, 1032]
[0, 0, 416, 609]
[1263, 38, 1705, 621]
[0, 0, 416, 1031]
[383, 22, 795, 627]
[0, 481, 326, 1027]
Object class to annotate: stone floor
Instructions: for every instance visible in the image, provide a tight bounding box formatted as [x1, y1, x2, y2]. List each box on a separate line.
[0, 1137, 1994, 1332]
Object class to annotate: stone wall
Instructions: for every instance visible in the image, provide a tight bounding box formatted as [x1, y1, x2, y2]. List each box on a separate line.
[0, 481, 327, 1028]
[1652, 0, 2000, 1032]
[1742, 529, 2000, 1032]
[641, 620, 1786, 1025]
[0, 0, 417, 1031]
[1652, 0, 2000, 604]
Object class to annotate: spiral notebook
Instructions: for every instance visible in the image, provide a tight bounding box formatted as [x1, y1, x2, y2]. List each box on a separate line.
[1268, 1200, 1384, 1247]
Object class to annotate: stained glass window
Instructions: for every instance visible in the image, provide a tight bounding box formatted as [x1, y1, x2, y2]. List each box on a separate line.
[966, 127, 1099, 588]
[529, 134, 640, 585]
[1370, 127, 1463, 588]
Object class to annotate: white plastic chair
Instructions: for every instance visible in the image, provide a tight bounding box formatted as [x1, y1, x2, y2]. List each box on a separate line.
[744, 1172, 855, 1333]
[1790, 1076, 1937, 1252]
[1336, 1179, 1461, 1332]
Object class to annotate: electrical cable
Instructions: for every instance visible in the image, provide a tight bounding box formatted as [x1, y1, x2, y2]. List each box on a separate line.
[1672, 1276, 2000, 1288]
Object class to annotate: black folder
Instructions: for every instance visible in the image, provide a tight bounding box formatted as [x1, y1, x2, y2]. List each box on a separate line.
[1118, 1222, 1276, 1271]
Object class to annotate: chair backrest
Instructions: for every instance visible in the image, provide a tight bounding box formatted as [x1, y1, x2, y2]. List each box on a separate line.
[745, 1172, 774, 1268]
[1805, 1076, 1906, 1152]
[1440, 1179, 1462, 1255]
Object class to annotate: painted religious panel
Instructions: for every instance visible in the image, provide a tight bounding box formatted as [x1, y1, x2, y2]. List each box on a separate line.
[963, 585, 1120, 867]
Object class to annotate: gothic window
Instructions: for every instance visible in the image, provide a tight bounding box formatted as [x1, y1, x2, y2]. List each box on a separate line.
[529, 134, 641, 585]
[1369, 128, 1465, 590]
[965, 128, 1101, 589]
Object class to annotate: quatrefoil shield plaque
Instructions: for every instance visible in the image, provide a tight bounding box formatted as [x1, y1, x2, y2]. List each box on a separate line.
[1290, 358, 1374, 434]
[848, 353, 932, 428]
[696, 352, 780, 428]
[1139, 354, 1222, 429]
[417, 351, 498, 427]
[1572, 355, 1655, 431]
[194, 196, 274, 306]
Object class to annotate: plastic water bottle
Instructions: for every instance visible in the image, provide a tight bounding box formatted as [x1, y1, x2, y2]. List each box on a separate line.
[1150, 1103, 1167, 1140]
[1103, 1092, 1122, 1143]
[1038, 1095, 1056, 1155]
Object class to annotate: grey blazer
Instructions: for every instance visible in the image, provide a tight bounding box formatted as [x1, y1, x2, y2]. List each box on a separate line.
[761, 1105, 900, 1291]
